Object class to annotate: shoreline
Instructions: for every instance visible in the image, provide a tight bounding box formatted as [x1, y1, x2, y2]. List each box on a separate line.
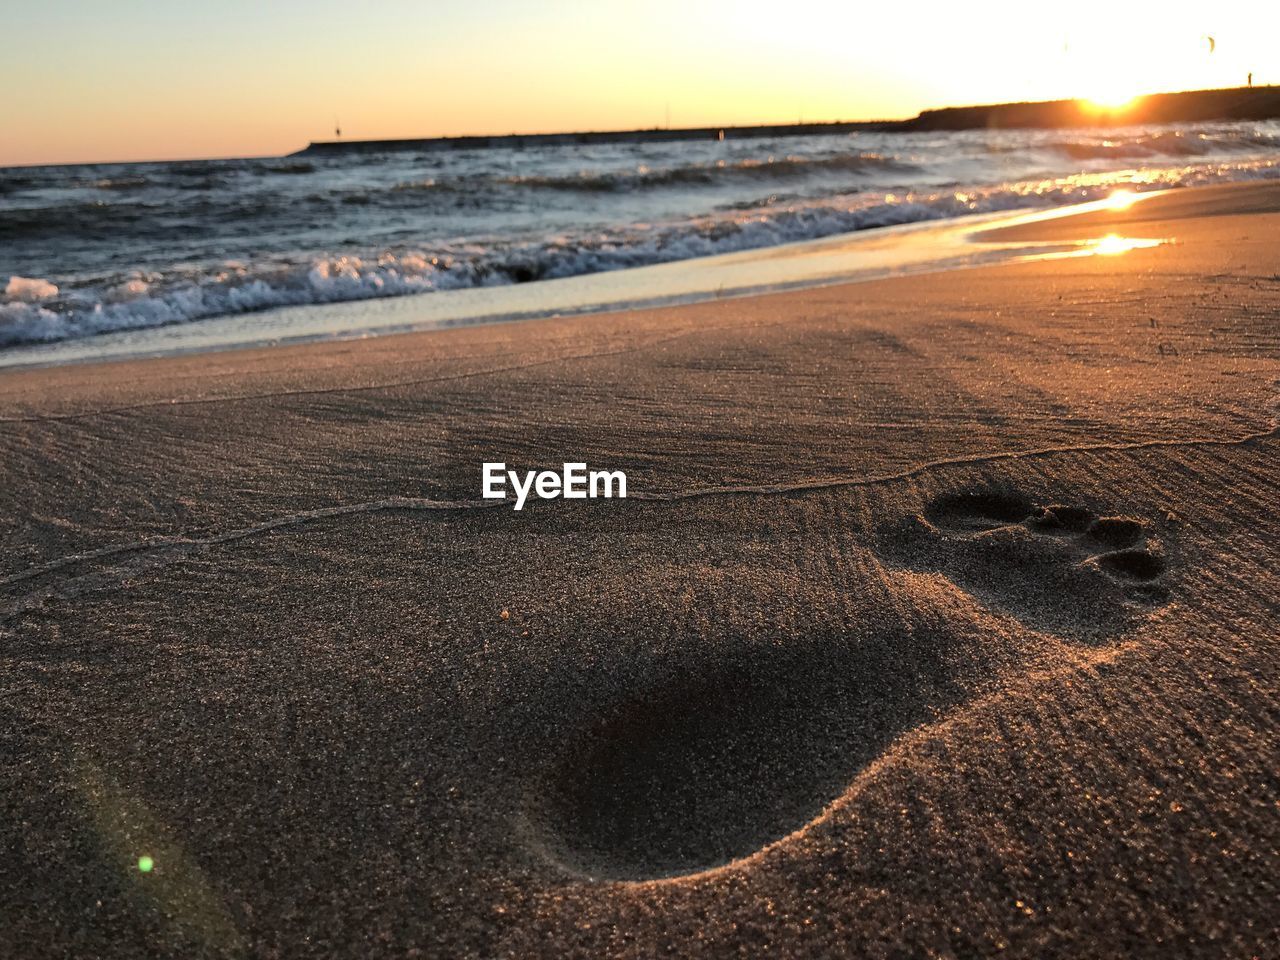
[0, 187, 1180, 371]
[9, 120, 1280, 369]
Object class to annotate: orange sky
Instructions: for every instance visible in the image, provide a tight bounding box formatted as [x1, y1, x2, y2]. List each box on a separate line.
[2, 1, 1274, 166]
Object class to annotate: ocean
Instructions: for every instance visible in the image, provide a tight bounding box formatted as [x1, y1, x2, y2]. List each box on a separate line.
[3, 120, 1279, 354]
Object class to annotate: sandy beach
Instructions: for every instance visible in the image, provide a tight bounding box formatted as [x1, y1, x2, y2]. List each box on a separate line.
[2, 181, 1277, 958]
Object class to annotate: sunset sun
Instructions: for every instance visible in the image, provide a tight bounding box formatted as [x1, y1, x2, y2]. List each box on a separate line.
[1085, 87, 1140, 110]
[1076, 64, 1144, 111]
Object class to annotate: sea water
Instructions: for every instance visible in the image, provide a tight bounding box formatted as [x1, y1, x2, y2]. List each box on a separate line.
[2, 121, 1278, 354]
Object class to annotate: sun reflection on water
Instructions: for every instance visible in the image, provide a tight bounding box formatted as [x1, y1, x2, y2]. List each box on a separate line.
[1089, 234, 1163, 256]
[1105, 189, 1137, 210]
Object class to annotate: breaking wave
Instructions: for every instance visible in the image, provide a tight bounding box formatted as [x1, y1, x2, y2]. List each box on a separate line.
[386, 152, 914, 195]
[499, 153, 918, 191]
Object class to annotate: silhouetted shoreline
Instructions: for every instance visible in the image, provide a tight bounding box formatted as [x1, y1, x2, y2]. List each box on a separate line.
[294, 85, 1280, 156]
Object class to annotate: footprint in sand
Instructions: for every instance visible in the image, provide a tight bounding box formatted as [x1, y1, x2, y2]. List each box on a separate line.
[525, 489, 1174, 883]
[893, 490, 1172, 634]
[528, 640, 950, 883]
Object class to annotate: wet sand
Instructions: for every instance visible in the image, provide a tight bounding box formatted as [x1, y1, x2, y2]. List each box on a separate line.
[2, 182, 1278, 958]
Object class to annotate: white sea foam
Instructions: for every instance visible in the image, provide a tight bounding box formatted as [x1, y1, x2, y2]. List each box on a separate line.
[4, 276, 59, 302]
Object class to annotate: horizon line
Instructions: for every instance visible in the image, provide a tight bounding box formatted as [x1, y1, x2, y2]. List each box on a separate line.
[5, 82, 1274, 170]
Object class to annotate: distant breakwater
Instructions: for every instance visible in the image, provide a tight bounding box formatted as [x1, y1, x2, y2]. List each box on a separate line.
[292, 120, 894, 156]
[293, 86, 1280, 157]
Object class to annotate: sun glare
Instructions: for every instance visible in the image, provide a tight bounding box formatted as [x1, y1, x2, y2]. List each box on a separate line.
[1065, 33, 1155, 114]
[1084, 89, 1139, 111]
